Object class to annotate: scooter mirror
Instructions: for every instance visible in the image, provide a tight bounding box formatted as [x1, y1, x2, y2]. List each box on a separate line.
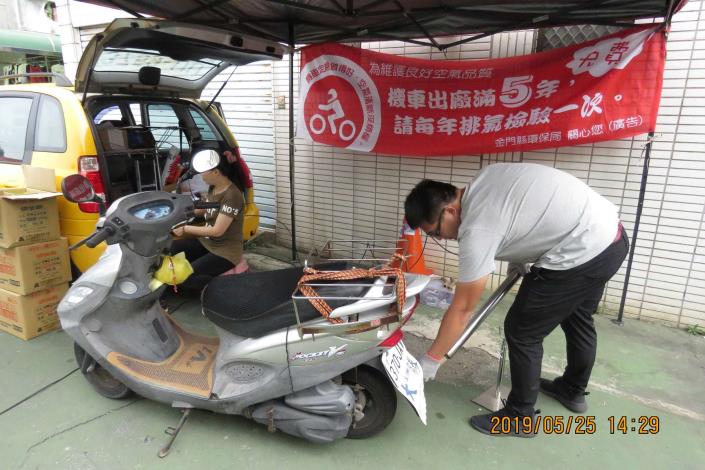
[61, 174, 95, 203]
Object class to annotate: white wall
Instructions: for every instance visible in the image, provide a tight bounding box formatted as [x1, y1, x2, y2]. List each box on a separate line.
[1, 0, 58, 33]
[17, 0, 59, 34]
[272, 2, 705, 328]
[201, 64, 278, 228]
[0, 0, 20, 30]
[55, 0, 132, 81]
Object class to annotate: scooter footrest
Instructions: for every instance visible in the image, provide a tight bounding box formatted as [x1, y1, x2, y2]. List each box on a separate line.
[106, 321, 219, 398]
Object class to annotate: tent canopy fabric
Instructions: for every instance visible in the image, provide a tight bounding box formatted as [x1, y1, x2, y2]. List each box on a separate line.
[78, 1, 681, 47]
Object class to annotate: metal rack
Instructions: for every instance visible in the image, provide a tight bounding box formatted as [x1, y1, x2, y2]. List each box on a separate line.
[306, 238, 409, 267]
[291, 238, 411, 337]
[102, 125, 188, 194]
[104, 147, 162, 192]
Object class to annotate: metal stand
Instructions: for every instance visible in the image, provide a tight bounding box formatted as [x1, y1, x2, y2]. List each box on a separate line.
[445, 272, 520, 358]
[132, 151, 161, 192]
[472, 337, 510, 412]
[616, 131, 655, 326]
[158, 408, 191, 458]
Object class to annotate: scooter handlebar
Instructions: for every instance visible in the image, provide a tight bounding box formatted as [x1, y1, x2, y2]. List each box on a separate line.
[84, 226, 115, 248]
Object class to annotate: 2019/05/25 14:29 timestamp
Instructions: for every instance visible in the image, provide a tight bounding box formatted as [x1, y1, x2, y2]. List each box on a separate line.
[489, 415, 660, 434]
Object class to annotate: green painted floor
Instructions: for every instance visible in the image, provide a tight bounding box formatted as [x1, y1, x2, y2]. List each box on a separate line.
[1, 283, 704, 469]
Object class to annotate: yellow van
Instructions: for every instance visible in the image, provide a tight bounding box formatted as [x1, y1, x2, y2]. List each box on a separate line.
[0, 19, 283, 274]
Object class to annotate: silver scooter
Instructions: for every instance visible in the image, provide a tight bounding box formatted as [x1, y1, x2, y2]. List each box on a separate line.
[57, 173, 430, 455]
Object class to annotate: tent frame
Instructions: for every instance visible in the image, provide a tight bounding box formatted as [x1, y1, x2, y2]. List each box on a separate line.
[89, 0, 682, 324]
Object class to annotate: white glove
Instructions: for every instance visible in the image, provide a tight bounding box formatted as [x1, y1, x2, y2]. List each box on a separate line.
[507, 262, 531, 277]
[418, 353, 443, 382]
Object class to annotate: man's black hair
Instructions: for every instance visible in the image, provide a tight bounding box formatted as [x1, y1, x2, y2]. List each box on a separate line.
[404, 179, 458, 229]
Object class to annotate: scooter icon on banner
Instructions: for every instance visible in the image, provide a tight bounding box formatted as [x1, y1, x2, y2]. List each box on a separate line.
[309, 89, 357, 141]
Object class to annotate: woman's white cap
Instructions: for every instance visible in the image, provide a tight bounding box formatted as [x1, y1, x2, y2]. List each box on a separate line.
[191, 149, 220, 173]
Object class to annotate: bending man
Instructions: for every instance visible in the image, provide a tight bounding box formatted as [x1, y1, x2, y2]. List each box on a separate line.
[404, 163, 628, 437]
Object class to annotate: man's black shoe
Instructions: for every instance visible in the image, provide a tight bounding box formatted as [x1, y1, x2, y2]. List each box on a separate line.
[540, 377, 588, 413]
[469, 403, 538, 438]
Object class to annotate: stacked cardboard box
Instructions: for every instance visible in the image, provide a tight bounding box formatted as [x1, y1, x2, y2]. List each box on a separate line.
[0, 167, 71, 340]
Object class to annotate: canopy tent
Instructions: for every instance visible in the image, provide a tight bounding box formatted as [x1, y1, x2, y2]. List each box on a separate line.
[78, 1, 680, 48]
[78, 0, 683, 324]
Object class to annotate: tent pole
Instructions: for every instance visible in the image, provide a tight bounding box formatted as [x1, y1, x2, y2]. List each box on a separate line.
[615, 131, 654, 325]
[288, 23, 297, 261]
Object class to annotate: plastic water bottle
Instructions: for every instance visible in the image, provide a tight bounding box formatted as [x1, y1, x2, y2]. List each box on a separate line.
[421, 279, 449, 308]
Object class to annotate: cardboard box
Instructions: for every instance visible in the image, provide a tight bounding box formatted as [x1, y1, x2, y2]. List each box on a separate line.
[0, 166, 61, 248]
[0, 283, 68, 340]
[98, 125, 128, 151]
[0, 238, 71, 295]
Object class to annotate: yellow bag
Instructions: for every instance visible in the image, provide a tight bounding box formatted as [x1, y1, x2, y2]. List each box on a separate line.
[149, 252, 194, 291]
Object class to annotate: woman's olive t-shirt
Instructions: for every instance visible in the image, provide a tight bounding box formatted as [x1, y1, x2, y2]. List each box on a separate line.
[198, 184, 245, 265]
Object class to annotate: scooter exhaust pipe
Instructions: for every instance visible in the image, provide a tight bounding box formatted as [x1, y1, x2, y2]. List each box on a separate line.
[444, 272, 521, 359]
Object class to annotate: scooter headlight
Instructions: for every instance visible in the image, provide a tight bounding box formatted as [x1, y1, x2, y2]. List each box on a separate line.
[65, 285, 94, 305]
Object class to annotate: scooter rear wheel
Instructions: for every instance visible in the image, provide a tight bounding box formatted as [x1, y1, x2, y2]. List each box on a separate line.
[74, 343, 133, 400]
[343, 366, 397, 439]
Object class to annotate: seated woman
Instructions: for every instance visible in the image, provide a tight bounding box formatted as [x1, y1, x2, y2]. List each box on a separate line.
[169, 149, 245, 293]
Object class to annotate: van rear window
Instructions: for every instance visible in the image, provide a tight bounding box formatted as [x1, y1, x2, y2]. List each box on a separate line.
[35, 95, 67, 153]
[95, 48, 222, 81]
[0, 97, 32, 162]
[189, 109, 218, 140]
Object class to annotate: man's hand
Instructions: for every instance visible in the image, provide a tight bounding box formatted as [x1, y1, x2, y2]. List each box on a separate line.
[418, 353, 443, 382]
[507, 262, 531, 277]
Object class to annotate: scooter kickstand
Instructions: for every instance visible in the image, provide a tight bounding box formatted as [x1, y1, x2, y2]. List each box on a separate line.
[158, 408, 191, 458]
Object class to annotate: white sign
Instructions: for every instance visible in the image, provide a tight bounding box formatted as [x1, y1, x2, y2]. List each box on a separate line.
[382, 341, 427, 425]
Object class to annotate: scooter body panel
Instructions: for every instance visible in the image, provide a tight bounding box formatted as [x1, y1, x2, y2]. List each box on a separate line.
[56, 189, 432, 442]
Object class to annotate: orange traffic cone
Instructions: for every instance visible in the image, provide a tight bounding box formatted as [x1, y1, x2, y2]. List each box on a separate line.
[393, 219, 433, 275]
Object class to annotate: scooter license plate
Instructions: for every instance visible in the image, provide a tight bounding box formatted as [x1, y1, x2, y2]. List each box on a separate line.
[382, 340, 427, 425]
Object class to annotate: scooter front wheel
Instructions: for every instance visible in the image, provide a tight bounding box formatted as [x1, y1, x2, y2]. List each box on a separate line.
[74, 343, 133, 400]
[343, 366, 397, 439]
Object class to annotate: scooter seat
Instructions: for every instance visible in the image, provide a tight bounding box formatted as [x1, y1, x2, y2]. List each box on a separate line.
[201, 264, 375, 338]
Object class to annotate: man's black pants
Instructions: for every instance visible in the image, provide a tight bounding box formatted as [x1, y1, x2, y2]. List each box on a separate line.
[504, 228, 629, 415]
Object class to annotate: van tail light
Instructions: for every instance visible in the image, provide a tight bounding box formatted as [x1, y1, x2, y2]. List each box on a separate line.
[78, 156, 106, 213]
[378, 328, 404, 348]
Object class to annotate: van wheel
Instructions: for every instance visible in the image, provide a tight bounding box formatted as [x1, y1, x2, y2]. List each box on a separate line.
[343, 366, 397, 439]
[74, 343, 133, 399]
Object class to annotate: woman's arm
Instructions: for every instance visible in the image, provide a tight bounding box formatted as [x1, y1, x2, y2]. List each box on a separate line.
[179, 213, 234, 238]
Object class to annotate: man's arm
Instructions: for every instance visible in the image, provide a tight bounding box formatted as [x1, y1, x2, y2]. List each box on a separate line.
[427, 274, 489, 359]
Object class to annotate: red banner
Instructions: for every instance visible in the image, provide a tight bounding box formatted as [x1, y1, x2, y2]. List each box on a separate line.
[297, 26, 665, 156]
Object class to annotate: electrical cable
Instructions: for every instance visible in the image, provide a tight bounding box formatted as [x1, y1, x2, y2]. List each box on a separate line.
[0, 367, 79, 416]
[284, 327, 295, 392]
[403, 231, 458, 273]
[430, 236, 459, 257]
[404, 235, 428, 271]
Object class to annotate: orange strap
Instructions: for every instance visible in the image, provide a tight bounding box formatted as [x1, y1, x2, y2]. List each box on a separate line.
[298, 266, 407, 324]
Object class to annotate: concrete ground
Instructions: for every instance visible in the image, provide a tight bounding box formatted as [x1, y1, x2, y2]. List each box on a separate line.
[1, 242, 704, 469]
